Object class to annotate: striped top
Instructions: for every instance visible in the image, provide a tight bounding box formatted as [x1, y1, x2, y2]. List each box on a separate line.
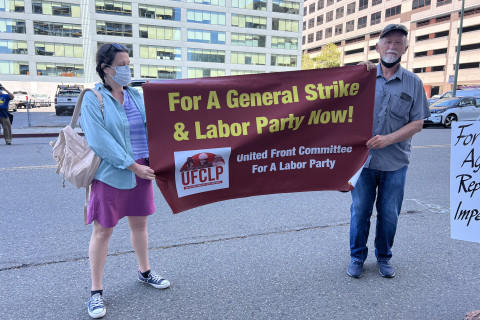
[123, 90, 149, 160]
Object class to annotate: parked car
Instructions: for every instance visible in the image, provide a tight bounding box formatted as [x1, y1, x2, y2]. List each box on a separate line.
[31, 93, 51, 108]
[55, 84, 83, 116]
[128, 79, 149, 94]
[424, 96, 480, 128]
[428, 89, 480, 105]
[11, 91, 31, 109]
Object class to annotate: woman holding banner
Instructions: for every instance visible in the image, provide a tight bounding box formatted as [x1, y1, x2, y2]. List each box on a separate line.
[80, 43, 170, 319]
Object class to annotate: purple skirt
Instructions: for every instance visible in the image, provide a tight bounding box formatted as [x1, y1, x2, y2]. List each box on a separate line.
[87, 159, 155, 228]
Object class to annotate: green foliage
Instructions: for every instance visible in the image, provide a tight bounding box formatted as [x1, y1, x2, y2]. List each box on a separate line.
[302, 43, 341, 70]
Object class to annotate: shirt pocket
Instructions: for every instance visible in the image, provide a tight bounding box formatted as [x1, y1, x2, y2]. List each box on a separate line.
[387, 93, 411, 124]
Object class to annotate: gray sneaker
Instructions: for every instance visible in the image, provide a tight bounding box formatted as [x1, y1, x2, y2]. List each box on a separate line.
[138, 270, 170, 289]
[378, 260, 395, 278]
[347, 259, 364, 278]
[88, 293, 106, 319]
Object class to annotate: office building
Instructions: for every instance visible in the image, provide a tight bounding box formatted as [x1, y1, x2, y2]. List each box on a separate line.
[302, 0, 480, 97]
[0, 0, 302, 96]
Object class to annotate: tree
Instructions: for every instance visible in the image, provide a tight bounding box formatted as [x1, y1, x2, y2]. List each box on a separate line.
[315, 43, 341, 68]
[301, 43, 341, 70]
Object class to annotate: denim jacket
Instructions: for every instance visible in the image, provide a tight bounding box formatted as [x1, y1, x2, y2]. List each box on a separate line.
[80, 83, 147, 189]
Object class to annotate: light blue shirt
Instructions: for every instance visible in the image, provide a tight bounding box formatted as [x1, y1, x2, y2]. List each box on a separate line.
[365, 64, 430, 171]
[80, 83, 147, 189]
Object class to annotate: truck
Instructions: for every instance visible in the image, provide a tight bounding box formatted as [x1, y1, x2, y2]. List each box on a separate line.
[11, 91, 31, 109]
[55, 84, 83, 116]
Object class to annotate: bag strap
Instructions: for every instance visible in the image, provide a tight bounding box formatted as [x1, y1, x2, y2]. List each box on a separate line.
[70, 88, 104, 129]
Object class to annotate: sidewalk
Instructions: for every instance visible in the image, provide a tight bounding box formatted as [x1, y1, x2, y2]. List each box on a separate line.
[1, 126, 81, 139]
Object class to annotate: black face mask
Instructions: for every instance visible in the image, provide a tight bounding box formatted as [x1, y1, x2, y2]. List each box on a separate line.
[380, 57, 401, 68]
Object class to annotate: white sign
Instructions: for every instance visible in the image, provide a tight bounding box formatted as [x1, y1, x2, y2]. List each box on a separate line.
[450, 121, 480, 243]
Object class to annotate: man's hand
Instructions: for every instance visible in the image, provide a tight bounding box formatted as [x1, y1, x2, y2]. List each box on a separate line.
[366, 134, 392, 149]
[128, 162, 156, 180]
[358, 61, 376, 71]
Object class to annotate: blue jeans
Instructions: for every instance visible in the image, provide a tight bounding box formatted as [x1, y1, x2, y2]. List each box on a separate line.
[350, 166, 407, 262]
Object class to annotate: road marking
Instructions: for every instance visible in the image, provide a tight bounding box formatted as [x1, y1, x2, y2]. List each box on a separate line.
[412, 144, 450, 149]
[0, 165, 57, 171]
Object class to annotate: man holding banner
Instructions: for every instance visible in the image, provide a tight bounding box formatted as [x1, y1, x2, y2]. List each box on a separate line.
[347, 24, 431, 278]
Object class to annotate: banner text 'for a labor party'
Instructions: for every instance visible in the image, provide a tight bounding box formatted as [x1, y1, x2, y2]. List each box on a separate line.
[451, 122, 480, 243]
[144, 66, 376, 213]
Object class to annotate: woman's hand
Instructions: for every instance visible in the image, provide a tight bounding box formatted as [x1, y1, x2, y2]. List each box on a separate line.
[128, 162, 156, 180]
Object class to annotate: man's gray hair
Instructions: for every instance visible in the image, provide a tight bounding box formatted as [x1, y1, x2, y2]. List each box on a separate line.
[378, 34, 408, 46]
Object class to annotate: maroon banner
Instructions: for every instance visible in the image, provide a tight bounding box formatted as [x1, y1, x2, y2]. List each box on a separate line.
[143, 66, 376, 213]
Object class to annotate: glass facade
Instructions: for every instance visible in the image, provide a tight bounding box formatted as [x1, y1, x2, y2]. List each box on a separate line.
[140, 45, 181, 60]
[232, 14, 267, 29]
[35, 42, 83, 57]
[0, 18, 25, 33]
[0, 0, 24, 12]
[188, 29, 226, 44]
[139, 4, 180, 20]
[96, 0, 132, 16]
[272, 18, 299, 32]
[187, 0, 226, 6]
[231, 70, 262, 75]
[96, 21, 132, 37]
[271, 54, 297, 67]
[271, 36, 298, 49]
[232, 0, 267, 11]
[187, 10, 226, 25]
[34, 21, 82, 37]
[187, 48, 225, 63]
[231, 51, 266, 65]
[139, 25, 181, 40]
[272, 0, 299, 14]
[0, 60, 28, 74]
[0, 39, 27, 54]
[231, 33, 266, 47]
[188, 67, 225, 78]
[36, 62, 84, 77]
[140, 65, 181, 79]
[32, 1, 80, 17]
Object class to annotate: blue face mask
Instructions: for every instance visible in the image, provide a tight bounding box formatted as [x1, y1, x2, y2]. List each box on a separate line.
[107, 65, 131, 86]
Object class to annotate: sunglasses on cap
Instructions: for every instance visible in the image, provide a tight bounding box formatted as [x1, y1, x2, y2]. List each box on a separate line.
[380, 24, 408, 38]
[111, 43, 127, 51]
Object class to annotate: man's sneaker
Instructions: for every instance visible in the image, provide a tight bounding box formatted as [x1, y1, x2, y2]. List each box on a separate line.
[88, 293, 106, 319]
[138, 270, 170, 289]
[347, 259, 364, 278]
[378, 260, 395, 278]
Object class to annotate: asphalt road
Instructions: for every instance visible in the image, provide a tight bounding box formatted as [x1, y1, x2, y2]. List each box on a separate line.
[1, 128, 478, 320]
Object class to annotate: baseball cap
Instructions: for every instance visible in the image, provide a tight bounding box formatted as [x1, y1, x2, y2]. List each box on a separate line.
[380, 24, 408, 38]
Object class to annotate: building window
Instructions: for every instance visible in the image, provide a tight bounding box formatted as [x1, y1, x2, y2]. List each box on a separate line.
[36, 63, 83, 77]
[273, 0, 300, 14]
[303, 21, 306, 31]
[96, 0, 132, 16]
[232, 33, 266, 47]
[231, 52, 266, 65]
[372, 0, 381, 6]
[436, 0, 451, 6]
[370, 11, 381, 26]
[458, 62, 480, 69]
[139, 5, 180, 20]
[34, 21, 81, 37]
[0, 60, 28, 74]
[188, 68, 225, 78]
[0, 0, 24, 12]
[271, 54, 297, 67]
[188, 29, 226, 44]
[271, 36, 298, 49]
[412, 0, 431, 10]
[32, 1, 80, 17]
[0, 19, 26, 33]
[187, 0, 225, 6]
[327, 0, 334, 6]
[335, 24, 343, 35]
[232, 0, 267, 10]
[346, 20, 354, 32]
[139, 25, 181, 40]
[302, 35, 305, 45]
[0, 39, 27, 54]
[308, 33, 314, 43]
[358, 16, 367, 29]
[336, 7, 344, 19]
[96, 21, 132, 37]
[231, 70, 262, 75]
[188, 48, 225, 63]
[325, 27, 332, 38]
[303, 6, 307, 16]
[141, 65, 181, 79]
[35, 42, 83, 57]
[385, 5, 401, 18]
[314, 16, 322, 27]
[309, 3, 315, 13]
[317, 0, 324, 10]
[345, 48, 363, 55]
[359, 0, 368, 11]
[315, 30, 323, 40]
[272, 18, 299, 32]
[232, 14, 266, 29]
[326, 11, 333, 22]
[308, 18, 315, 28]
[139, 45, 181, 60]
[347, 2, 355, 14]
[188, 10, 226, 25]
